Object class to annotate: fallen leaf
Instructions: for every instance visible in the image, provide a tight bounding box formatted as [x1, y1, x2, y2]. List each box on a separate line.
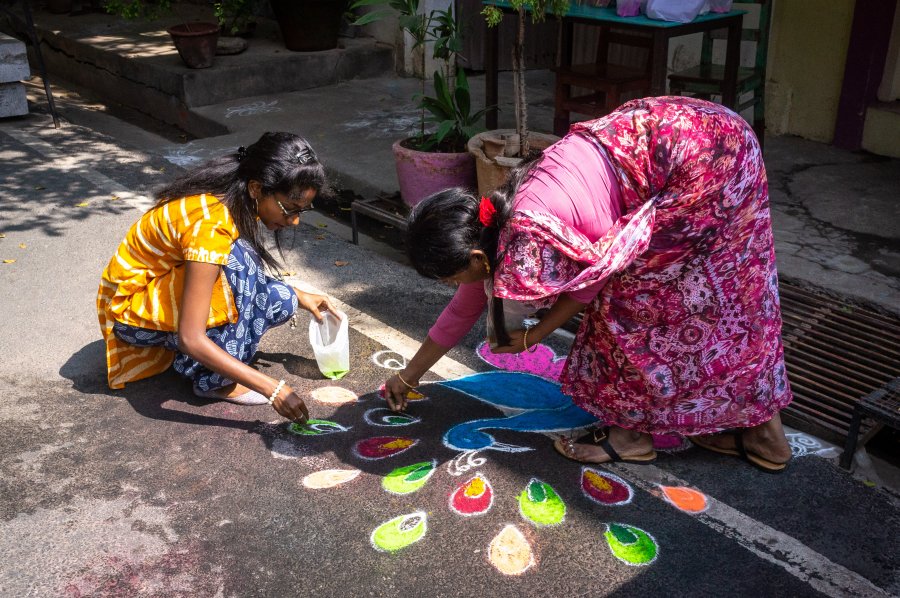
[334, 260, 349, 267]
[317, 223, 328, 228]
[34, 186, 45, 190]
[339, 206, 352, 211]
[157, 166, 166, 172]
[281, 271, 297, 277]
[3, 259, 15, 264]
[18, 243, 26, 249]
[75, 201, 90, 207]
[863, 480, 877, 488]
[110, 195, 120, 201]
[315, 235, 326, 240]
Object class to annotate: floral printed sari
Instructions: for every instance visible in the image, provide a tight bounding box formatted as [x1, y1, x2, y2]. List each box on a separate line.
[493, 97, 792, 435]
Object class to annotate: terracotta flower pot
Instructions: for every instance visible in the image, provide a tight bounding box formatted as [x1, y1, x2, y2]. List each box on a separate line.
[167, 22, 219, 69]
[467, 130, 560, 196]
[393, 139, 477, 208]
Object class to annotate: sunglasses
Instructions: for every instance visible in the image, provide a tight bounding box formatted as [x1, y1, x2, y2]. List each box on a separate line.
[276, 199, 314, 217]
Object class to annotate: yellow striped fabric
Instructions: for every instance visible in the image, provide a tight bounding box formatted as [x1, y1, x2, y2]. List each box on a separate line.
[97, 194, 240, 389]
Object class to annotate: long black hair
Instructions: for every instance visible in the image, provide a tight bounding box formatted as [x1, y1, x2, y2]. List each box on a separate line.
[153, 132, 331, 273]
[405, 152, 544, 345]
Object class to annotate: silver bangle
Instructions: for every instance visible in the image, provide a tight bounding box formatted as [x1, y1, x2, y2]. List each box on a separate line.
[268, 379, 285, 406]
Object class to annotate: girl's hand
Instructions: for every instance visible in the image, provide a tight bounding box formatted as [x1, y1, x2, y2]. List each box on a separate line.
[384, 372, 417, 412]
[490, 328, 531, 354]
[293, 289, 338, 321]
[271, 383, 310, 422]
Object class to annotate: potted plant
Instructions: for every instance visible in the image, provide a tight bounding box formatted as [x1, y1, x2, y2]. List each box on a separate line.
[468, 0, 568, 194]
[269, 0, 348, 52]
[104, 0, 219, 69]
[214, 0, 257, 37]
[351, 0, 486, 206]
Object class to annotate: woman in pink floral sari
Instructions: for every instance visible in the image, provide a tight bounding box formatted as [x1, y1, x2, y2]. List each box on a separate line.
[385, 97, 793, 472]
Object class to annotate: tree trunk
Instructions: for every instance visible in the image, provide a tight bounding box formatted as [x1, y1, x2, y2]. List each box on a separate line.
[514, 6, 530, 156]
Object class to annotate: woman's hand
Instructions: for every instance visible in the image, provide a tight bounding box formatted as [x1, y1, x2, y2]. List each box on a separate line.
[490, 328, 534, 354]
[384, 372, 418, 412]
[271, 383, 310, 422]
[293, 289, 338, 321]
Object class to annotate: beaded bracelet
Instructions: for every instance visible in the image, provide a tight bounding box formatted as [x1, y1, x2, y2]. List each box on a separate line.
[397, 372, 418, 390]
[268, 379, 285, 406]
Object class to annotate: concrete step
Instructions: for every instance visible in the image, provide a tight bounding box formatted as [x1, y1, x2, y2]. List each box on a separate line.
[0, 8, 393, 136]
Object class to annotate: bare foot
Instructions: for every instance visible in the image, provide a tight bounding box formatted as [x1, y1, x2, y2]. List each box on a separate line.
[556, 427, 654, 464]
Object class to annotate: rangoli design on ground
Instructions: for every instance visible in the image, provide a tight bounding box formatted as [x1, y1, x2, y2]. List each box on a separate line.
[364, 408, 421, 427]
[287, 419, 350, 436]
[604, 523, 659, 566]
[449, 473, 494, 516]
[382, 461, 437, 495]
[302, 469, 361, 489]
[581, 468, 634, 506]
[488, 524, 535, 575]
[659, 486, 708, 513]
[518, 479, 566, 527]
[354, 436, 418, 460]
[371, 512, 428, 552]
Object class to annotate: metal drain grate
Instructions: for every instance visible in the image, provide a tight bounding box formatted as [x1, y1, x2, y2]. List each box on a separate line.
[779, 281, 900, 444]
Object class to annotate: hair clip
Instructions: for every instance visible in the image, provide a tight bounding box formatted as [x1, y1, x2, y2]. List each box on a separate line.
[237, 146, 247, 161]
[296, 147, 317, 165]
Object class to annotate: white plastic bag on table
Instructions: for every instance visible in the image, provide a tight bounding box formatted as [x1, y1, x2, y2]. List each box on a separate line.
[645, 0, 709, 22]
[309, 310, 350, 380]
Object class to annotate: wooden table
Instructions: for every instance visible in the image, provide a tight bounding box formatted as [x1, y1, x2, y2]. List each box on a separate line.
[483, 1, 745, 129]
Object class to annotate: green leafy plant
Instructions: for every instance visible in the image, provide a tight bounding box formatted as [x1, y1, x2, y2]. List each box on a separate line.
[104, 0, 172, 20]
[350, 0, 484, 151]
[482, 0, 569, 156]
[418, 69, 488, 152]
[213, 0, 256, 36]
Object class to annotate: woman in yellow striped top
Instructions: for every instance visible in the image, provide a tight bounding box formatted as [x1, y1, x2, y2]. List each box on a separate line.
[98, 132, 335, 423]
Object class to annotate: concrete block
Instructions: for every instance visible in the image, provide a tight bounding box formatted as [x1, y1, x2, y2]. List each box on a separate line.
[0, 33, 30, 83]
[0, 82, 28, 117]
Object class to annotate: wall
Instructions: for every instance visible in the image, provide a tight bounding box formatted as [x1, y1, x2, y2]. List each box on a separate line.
[766, 1, 855, 142]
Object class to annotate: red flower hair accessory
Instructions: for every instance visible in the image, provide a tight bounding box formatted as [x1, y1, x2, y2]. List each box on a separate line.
[478, 196, 497, 227]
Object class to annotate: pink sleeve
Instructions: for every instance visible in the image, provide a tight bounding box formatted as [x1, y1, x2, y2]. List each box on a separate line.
[428, 282, 488, 348]
[566, 279, 606, 304]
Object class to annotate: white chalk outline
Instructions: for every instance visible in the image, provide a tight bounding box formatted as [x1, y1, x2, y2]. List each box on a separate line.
[363, 408, 421, 427]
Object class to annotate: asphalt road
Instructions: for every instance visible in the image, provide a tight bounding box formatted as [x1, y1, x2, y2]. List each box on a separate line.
[1, 112, 898, 597]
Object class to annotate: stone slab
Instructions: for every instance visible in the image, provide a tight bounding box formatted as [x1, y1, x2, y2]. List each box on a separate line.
[0, 33, 29, 82]
[0, 81, 27, 117]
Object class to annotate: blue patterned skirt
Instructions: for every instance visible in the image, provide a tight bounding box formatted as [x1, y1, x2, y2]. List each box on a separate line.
[112, 238, 298, 391]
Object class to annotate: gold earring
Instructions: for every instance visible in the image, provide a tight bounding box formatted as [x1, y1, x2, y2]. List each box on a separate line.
[484, 259, 491, 275]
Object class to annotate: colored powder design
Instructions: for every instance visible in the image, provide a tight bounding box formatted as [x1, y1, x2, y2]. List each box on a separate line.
[476, 341, 565, 381]
[378, 384, 427, 402]
[363, 408, 421, 427]
[440, 372, 597, 452]
[287, 419, 350, 436]
[488, 524, 535, 576]
[659, 486, 708, 513]
[382, 461, 437, 495]
[604, 523, 659, 566]
[449, 474, 494, 516]
[371, 512, 428, 552]
[518, 479, 566, 527]
[302, 469, 361, 489]
[355, 436, 418, 460]
[310, 386, 358, 404]
[581, 468, 633, 506]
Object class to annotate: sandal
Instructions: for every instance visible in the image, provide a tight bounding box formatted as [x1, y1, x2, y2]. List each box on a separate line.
[553, 427, 657, 465]
[689, 431, 789, 474]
